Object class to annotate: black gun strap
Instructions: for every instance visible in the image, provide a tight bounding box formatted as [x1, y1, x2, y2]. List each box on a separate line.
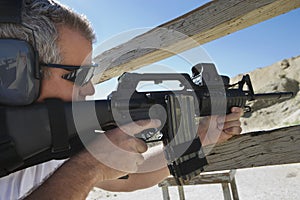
[45, 99, 71, 159]
[0, 99, 86, 178]
[0, 108, 23, 176]
[14, 135, 84, 173]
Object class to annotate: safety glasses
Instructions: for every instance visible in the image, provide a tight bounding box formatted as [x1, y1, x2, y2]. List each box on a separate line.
[42, 63, 98, 86]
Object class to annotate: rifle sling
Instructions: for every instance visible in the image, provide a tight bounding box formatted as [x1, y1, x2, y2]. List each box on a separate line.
[45, 99, 71, 158]
[0, 99, 85, 177]
[0, 108, 24, 177]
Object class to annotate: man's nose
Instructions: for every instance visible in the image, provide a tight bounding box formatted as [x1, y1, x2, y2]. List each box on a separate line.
[79, 81, 95, 97]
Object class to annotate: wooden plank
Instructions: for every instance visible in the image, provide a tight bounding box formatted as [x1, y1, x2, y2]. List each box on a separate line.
[93, 0, 300, 83]
[158, 125, 300, 186]
[203, 125, 300, 172]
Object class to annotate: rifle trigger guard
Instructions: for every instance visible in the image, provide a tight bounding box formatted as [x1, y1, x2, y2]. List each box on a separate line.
[244, 106, 251, 113]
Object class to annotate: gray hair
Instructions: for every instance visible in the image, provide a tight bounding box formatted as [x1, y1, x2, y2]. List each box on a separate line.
[0, 0, 96, 64]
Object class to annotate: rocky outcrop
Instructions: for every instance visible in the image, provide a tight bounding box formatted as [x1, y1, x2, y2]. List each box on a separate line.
[230, 55, 300, 133]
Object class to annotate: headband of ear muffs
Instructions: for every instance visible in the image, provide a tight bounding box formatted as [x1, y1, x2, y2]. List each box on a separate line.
[0, 0, 41, 105]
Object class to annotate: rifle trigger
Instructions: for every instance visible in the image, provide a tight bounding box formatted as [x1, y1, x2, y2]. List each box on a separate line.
[135, 128, 160, 142]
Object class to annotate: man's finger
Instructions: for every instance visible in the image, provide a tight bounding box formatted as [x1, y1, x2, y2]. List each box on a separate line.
[131, 137, 148, 153]
[223, 126, 242, 135]
[219, 120, 241, 130]
[231, 107, 244, 116]
[217, 107, 243, 123]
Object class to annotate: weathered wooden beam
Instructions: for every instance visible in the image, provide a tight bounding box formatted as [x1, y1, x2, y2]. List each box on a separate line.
[93, 0, 300, 83]
[158, 125, 300, 187]
[203, 125, 300, 172]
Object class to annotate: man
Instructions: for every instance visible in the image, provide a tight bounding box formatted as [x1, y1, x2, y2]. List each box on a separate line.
[0, 0, 243, 199]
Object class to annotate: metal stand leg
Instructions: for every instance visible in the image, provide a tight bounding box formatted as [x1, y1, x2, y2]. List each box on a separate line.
[230, 177, 239, 200]
[161, 186, 170, 200]
[159, 170, 240, 200]
[221, 183, 232, 200]
[178, 186, 185, 200]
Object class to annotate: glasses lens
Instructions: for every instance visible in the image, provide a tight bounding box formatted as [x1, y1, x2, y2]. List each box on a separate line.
[62, 64, 96, 86]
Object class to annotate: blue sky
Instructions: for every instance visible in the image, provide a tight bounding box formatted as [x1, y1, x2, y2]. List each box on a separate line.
[58, 0, 300, 97]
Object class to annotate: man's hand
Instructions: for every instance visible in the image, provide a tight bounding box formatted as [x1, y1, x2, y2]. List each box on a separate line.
[78, 119, 161, 181]
[27, 120, 161, 200]
[94, 108, 244, 192]
[198, 107, 244, 146]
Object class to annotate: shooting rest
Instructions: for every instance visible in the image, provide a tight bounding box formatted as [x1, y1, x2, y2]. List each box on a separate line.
[158, 169, 239, 200]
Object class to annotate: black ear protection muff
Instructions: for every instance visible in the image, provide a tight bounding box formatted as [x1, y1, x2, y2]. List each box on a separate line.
[0, 0, 41, 105]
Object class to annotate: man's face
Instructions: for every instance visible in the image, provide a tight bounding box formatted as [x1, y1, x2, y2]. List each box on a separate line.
[37, 26, 95, 102]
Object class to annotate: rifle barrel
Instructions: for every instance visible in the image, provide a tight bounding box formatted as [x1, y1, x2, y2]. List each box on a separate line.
[253, 92, 294, 100]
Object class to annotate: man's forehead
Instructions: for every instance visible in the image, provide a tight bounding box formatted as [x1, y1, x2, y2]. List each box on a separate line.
[57, 26, 93, 65]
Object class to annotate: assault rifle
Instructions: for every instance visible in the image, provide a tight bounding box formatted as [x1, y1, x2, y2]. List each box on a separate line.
[0, 63, 293, 185]
[96, 63, 293, 184]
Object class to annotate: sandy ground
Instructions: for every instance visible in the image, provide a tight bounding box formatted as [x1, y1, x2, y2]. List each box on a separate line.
[87, 163, 300, 200]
